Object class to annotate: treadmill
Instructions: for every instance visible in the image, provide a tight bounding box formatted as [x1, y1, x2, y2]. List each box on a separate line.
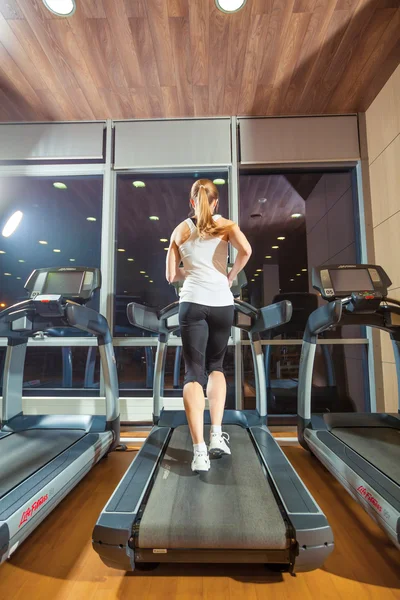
[298, 263, 400, 549]
[265, 292, 354, 414]
[0, 266, 120, 564]
[93, 298, 334, 572]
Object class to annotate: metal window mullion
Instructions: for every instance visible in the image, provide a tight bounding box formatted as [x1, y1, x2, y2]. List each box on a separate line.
[99, 120, 116, 397]
[0, 164, 105, 177]
[241, 338, 369, 346]
[230, 117, 242, 410]
[0, 337, 99, 347]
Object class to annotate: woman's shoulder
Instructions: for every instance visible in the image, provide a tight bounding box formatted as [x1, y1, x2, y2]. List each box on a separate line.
[216, 216, 238, 232]
[173, 219, 192, 245]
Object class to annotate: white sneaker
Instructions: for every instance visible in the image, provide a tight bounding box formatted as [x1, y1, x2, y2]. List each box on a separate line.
[191, 451, 210, 473]
[209, 432, 231, 457]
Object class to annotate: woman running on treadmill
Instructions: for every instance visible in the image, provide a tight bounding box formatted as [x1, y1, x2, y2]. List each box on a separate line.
[166, 179, 252, 472]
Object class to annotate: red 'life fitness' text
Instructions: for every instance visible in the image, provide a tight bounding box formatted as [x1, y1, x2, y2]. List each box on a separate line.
[357, 486, 382, 513]
[19, 494, 49, 528]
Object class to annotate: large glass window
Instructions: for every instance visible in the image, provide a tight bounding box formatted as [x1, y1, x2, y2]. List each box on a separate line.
[115, 344, 236, 406]
[114, 172, 229, 335]
[0, 175, 103, 396]
[239, 170, 368, 415]
[239, 171, 359, 308]
[0, 175, 103, 308]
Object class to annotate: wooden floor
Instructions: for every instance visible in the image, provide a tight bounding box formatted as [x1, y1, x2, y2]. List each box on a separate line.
[1, 437, 400, 600]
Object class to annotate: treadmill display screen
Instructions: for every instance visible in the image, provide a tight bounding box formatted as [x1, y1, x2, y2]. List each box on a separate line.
[43, 271, 84, 295]
[330, 268, 373, 292]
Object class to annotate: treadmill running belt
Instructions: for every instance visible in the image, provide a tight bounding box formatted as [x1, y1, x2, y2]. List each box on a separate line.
[138, 425, 288, 550]
[333, 427, 400, 484]
[0, 429, 84, 498]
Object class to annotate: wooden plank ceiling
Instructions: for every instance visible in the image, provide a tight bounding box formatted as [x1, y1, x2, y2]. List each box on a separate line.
[0, 0, 399, 122]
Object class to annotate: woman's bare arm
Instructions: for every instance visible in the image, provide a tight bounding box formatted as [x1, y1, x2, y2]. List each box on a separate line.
[227, 224, 252, 286]
[166, 228, 186, 284]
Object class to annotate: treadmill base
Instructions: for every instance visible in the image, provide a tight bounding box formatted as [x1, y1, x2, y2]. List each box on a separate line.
[135, 548, 293, 566]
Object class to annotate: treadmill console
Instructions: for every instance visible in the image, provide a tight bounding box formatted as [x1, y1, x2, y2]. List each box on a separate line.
[312, 264, 391, 302]
[24, 267, 101, 304]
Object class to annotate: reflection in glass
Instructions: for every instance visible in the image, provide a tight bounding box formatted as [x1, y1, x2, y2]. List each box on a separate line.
[239, 171, 358, 313]
[243, 343, 368, 415]
[0, 347, 101, 397]
[0, 176, 103, 308]
[114, 172, 229, 335]
[115, 345, 235, 404]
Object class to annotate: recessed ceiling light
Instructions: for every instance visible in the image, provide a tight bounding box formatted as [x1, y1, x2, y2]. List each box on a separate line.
[160, 238, 168, 243]
[213, 178, 226, 185]
[118, 248, 125, 252]
[251, 278, 255, 282]
[53, 249, 61, 253]
[140, 271, 146, 274]
[256, 269, 262, 272]
[149, 216, 159, 221]
[291, 213, 302, 219]
[164, 247, 169, 251]
[144, 275, 149, 278]
[18, 259, 25, 263]
[69, 259, 75, 262]
[0, 250, 5, 254]
[2, 211, 23, 238]
[127, 258, 134, 262]
[277, 236, 285, 241]
[53, 181, 67, 190]
[4, 272, 11, 276]
[296, 273, 301, 276]
[302, 268, 307, 272]
[43, 0, 76, 17]
[16, 277, 21, 280]
[133, 181, 146, 188]
[290, 278, 294, 282]
[215, 0, 247, 13]
[265, 255, 272, 259]
[254, 274, 259, 277]
[149, 280, 154, 283]
[258, 198, 267, 203]
[124, 290, 128, 294]
[272, 245, 279, 249]
[87, 217, 96, 222]
[0, 303, 6, 308]
[39, 240, 48, 245]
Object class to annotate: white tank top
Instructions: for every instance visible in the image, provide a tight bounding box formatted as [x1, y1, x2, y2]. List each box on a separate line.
[178, 215, 234, 307]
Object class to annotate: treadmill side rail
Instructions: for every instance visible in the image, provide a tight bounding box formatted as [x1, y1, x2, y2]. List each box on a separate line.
[0, 432, 112, 564]
[306, 428, 400, 548]
[250, 426, 334, 572]
[92, 427, 170, 570]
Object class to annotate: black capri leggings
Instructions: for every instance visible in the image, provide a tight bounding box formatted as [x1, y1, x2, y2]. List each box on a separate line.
[179, 302, 235, 388]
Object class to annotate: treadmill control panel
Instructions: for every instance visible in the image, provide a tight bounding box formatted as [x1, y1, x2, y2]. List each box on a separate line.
[312, 264, 391, 301]
[24, 267, 101, 304]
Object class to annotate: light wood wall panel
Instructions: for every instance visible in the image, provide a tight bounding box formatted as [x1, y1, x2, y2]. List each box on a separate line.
[366, 64, 400, 413]
[366, 65, 400, 165]
[369, 134, 400, 228]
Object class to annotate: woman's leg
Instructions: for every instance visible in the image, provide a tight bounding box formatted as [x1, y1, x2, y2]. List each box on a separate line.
[183, 382, 206, 444]
[179, 303, 209, 447]
[206, 371, 226, 427]
[205, 305, 235, 456]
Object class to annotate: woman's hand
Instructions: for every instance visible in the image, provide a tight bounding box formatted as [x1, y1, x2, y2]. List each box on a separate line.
[227, 275, 234, 288]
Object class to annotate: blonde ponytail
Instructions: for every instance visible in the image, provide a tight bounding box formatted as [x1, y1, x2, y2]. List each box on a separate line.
[190, 179, 233, 238]
[196, 184, 214, 237]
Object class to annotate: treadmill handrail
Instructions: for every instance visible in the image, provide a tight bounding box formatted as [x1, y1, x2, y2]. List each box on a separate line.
[1, 297, 119, 438]
[303, 300, 342, 342]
